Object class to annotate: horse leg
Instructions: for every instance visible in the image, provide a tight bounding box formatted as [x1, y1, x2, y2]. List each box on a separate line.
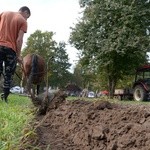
[20, 75, 25, 94]
[20, 80, 23, 94]
[27, 75, 33, 96]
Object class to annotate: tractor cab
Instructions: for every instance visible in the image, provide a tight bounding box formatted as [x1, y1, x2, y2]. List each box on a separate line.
[133, 64, 150, 101]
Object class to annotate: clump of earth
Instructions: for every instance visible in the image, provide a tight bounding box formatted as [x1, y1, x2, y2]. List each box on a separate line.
[20, 91, 150, 150]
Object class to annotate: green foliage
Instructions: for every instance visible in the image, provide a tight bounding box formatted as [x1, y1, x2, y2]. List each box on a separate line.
[21, 30, 72, 88]
[70, 0, 150, 95]
[22, 30, 56, 60]
[0, 94, 34, 150]
[73, 63, 84, 87]
[49, 42, 72, 88]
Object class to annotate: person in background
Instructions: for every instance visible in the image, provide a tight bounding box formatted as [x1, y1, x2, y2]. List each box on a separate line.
[0, 6, 31, 102]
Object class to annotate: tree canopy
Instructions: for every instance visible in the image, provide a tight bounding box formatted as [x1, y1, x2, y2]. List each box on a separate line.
[70, 0, 150, 96]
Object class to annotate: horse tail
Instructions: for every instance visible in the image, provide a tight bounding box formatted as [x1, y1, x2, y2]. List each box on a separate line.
[31, 54, 38, 79]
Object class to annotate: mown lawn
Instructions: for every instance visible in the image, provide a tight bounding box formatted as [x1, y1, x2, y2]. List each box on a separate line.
[0, 94, 34, 150]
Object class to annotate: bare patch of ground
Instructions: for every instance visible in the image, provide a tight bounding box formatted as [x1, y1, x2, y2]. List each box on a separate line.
[21, 91, 150, 150]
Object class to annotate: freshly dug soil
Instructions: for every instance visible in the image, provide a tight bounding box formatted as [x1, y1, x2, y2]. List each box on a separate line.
[22, 92, 150, 150]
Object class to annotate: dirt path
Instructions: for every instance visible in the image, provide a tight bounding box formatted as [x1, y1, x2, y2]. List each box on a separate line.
[22, 97, 150, 150]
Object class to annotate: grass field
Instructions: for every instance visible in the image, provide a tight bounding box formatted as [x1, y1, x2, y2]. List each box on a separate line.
[67, 95, 150, 105]
[0, 94, 34, 150]
[1, 94, 150, 150]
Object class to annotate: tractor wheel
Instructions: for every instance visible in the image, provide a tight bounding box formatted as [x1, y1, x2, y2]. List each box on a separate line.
[133, 85, 147, 101]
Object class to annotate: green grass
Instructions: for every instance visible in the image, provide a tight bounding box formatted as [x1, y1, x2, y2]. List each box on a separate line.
[1, 94, 150, 150]
[67, 96, 150, 106]
[0, 94, 34, 150]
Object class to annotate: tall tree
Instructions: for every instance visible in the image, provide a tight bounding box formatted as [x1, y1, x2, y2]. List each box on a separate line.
[22, 30, 71, 89]
[22, 30, 56, 60]
[73, 63, 84, 88]
[49, 42, 72, 88]
[70, 0, 150, 97]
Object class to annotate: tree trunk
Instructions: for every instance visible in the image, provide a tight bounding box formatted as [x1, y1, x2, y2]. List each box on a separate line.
[108, 76, 116, 99]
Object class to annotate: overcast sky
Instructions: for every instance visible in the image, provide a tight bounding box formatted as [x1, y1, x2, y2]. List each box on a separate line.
[0, 0, 82, 69]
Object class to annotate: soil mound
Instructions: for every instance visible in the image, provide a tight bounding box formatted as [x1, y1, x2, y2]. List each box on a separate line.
[26, 96, 150, 150]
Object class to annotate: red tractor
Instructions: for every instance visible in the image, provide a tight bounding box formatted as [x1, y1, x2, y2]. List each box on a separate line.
[133, 64, 150, 101]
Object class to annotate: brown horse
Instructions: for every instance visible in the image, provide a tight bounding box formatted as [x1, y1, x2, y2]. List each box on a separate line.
[21, 53, 46, 97]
